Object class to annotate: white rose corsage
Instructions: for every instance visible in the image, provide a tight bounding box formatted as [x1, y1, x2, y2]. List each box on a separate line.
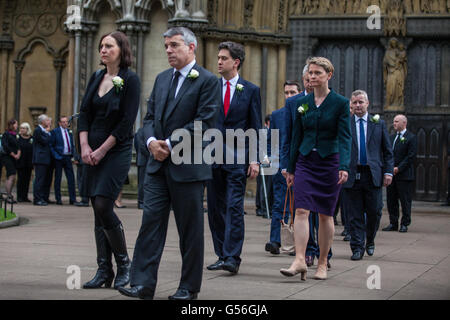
[298, 103, 309, 115]
[112, 76, 124, 93]
[187, 69, 199, 79]
[371, 114, 380, 123]
[400, 136, 406, 143]
[236, 84, 244, 92]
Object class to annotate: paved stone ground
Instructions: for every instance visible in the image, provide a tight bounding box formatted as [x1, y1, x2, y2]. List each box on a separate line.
[0, 196, 449, 300]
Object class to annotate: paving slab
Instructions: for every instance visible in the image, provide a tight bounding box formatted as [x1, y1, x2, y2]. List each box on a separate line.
[0, 197, 449, 300]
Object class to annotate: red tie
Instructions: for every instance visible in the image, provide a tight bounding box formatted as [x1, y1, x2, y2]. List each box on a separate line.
[64, 129, 71, 154]
[224, 81, 231, 116]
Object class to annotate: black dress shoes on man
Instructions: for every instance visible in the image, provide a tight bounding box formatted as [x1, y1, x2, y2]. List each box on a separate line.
[382, 224, 398, 231]
[399, 225, 408, 233]
[118, 286, 154, 300]
[265, 242, 280, 255]
[168, 288, 198, 300]
[222, 259, 239, 274]
[207, 259, 224, 271]
[34, 201, 48, 206]
[351, 251, 364, 261]
[366, 244, 375, 256]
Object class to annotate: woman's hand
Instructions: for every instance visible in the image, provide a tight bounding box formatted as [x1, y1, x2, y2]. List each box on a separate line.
[337, 170, 348, 185]
[81, 144, 94, 166]
[286, 173, 295, 187]
[90, 147, 107, 166]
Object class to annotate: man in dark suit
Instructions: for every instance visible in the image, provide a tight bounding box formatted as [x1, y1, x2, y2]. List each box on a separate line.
[343, 90, 394, 261]
[383, 115, 417, 233]
[50, 116, 78, 205]
[134, 127, 149, 209]
[264, 80, 300, 255]
[206, 41, 262, 275]
[32, 114, 52, 206]
[119, 27, 221, 300]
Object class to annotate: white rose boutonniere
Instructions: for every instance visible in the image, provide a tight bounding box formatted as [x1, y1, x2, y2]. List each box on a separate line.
[236, 84, 244, 92]
[112, 76, 124, 93]
[400, 136, 406, 143]
[297, 103, 309, 115]
[187, 69, 199, 79]
[30, 138, 33, 144]
[371, 114, 380, 123]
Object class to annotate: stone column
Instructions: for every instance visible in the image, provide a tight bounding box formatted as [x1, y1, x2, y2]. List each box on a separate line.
[0, 34, 14, 129]
[54, 59, 66, 121]
[13, 60, 25, 121]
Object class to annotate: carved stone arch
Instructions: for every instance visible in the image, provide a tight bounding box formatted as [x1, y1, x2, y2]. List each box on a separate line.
[135, 0, 174, 20]
[17, 37, 56, 61]
[82, 0, 123, 22]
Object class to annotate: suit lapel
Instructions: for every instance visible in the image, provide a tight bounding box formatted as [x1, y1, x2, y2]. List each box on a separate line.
[366, 115, 375, 144]
[164, 64, 197, 122]
[226, 76, 242, 118]
[157, 70, 174, 125]
[351, 116, 358, 149]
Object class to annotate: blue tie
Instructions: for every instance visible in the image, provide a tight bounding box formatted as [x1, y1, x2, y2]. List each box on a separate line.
[359, 118, 367, 165]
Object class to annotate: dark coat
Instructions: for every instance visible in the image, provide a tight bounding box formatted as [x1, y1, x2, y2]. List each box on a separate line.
[391, 130, 417, 181]
[32, 126, 52, 165]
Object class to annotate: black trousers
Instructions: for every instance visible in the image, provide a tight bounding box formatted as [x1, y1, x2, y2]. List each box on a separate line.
[137, 165, 146, 205]
[54, 156, 77, 202]
[344, 169, 383, 254]
[76, 164, 89, 202]
[387, 178, 413, 227]
[33, 164, 50, 203]
[130, 165, 205, 293]
[17, 167, 33, 201]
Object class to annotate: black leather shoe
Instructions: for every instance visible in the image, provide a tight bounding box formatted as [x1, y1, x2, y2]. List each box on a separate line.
[343, 234, 351, 241]
[399, 225, 408, 233]
[351, 251, 364, 261]
[341, 230, 348, 237]
[118, 286, 154, 300]
[168, 288, 198, 300]
[265, 242, 280, 255]
[207, 259, 224, 271]
[75, 201, 89, 207]
[46, 199, 55, 204]
[222, 259, 239, 274]
[34, 201, 48, 206]
[382, 224, 398, 231]
[366, 244, 375, 256]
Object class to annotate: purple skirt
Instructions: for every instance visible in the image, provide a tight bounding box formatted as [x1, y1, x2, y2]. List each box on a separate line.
[294, 151, 341, 216]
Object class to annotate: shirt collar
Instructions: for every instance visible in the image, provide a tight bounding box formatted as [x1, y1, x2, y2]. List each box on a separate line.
[222, 74, 240, 87]
[356, 113, 368, 122]
[398, 128, 407, 136]
[174, 59, 196, 79]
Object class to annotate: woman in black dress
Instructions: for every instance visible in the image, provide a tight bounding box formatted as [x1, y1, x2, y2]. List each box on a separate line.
[1, 119, 21, 203]
[16, 122, 33, 202]
[78, 31, 140, 290]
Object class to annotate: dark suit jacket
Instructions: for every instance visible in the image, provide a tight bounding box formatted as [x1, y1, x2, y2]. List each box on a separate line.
[213, 76, 262, 167]
[343, 115, 394, 188]
[143, 63, 221, 182]
[134, 127, 149, 167]
[281, 90, 308, 170]
[50, 127, 75, 160]
[32, 126, 52, 165]
[391, 130, 417, 181]
[78, 67, 141, 145]
[288, 89, 351, 173]
[269, 107, 288, 170]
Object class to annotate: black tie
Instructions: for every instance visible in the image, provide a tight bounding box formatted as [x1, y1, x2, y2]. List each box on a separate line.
[168, 71, 181, 102]
[394, 133, 401, 149]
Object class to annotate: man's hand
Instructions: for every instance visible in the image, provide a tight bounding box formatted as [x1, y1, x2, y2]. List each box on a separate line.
[393, 167, 399, 175]
[281, 169, 288, 179]
[247, 163, 260, 179]
[286, 173, 295, 187]
[337, 170, 348, 185]
[383, 174, 393, 187]
[149, 140, 170, 162]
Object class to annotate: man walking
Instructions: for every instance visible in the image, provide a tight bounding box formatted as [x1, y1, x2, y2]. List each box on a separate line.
[50, 116, 78, 205]
[383, 115, 417, 233]
[206, 41, 262, 275]
[119, 27, 221, 300]
[343, 90, 394, 261]
[32, 114, 52, 206]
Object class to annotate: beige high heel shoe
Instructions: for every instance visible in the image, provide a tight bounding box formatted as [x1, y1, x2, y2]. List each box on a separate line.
[280, 263, 307, 281]
[314, 264, 327, 280]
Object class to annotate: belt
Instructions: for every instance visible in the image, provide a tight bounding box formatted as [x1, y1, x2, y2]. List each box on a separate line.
[356, 165, 370, 173]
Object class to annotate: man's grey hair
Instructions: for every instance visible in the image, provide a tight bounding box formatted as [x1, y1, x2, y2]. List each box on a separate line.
[38, 114, 49, 125]
[163, 27, 197, 50]
[302, 64, 309, 77]
[351, 89, 369, 102]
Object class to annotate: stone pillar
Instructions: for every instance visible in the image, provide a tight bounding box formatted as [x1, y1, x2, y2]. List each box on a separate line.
[13, 60, 25, 121]
[0, 34, 14, 130]
[277, 45, 287, 109]
[54, 59, 66, 121]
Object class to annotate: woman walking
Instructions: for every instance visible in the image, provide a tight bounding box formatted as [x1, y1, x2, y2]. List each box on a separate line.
[78, 31, 140, 289]
[281, 57, 351, 280]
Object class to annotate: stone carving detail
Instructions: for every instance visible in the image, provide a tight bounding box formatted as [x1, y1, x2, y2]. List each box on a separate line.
[384, 0, 406, 36]
[37, 13, 58, 36]
[243, 0, 255, 30]
[383, 38, 407, 107]
[15, 14, 37, 37]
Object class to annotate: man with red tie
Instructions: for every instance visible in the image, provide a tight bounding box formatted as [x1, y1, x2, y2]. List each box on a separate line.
[50, 116, 78, 205]
[206, 42, 262, 275]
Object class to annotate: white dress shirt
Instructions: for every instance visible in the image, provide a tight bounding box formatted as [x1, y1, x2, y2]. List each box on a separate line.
[147, 60, 197, 152]
[221, 74, 240, 104]
[60, 127, 71, 155]
[393, 128, 407, 146]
